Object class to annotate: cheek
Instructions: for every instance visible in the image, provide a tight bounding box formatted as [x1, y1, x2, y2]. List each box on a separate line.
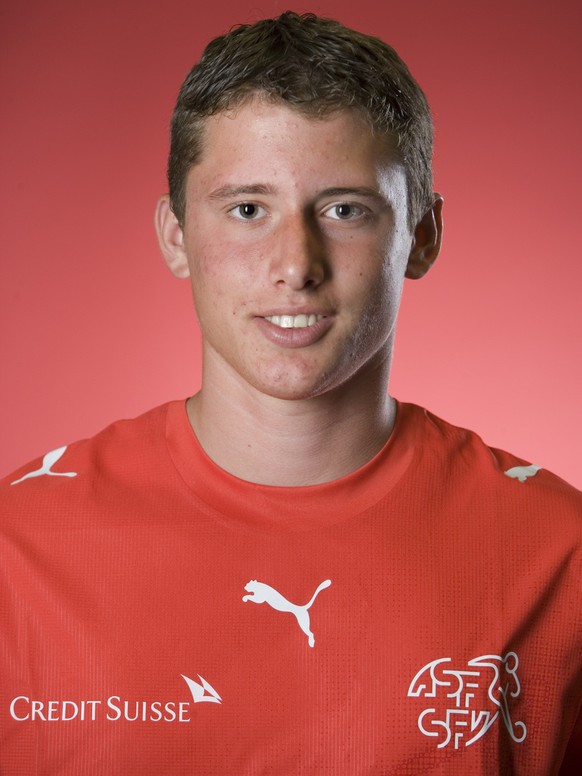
[185, 238, 230, 301]
[358, 239, 405, 303]
[353, 255, 407, 345]
[187, 228, 258, 279]
[185, 240, 260, 329]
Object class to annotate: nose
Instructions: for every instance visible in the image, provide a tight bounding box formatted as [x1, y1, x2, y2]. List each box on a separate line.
[269, 213, 327, 291]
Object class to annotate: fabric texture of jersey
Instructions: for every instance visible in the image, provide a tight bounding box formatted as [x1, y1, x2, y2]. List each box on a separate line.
[1, 400, 581, 775]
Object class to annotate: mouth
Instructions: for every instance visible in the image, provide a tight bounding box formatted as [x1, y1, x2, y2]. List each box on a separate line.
[257, 312, 333, 348]
[264, 314, 325, 329]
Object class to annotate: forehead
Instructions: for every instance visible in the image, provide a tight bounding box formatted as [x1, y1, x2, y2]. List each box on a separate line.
[191, 97, 400, 185]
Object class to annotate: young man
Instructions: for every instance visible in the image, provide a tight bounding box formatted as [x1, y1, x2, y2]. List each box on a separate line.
[1, 12, 580, 774]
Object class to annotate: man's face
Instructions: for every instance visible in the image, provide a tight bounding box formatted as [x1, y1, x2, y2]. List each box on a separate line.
[165, 99, 421, 402]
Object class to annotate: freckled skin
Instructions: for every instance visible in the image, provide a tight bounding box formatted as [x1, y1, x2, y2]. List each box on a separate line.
[176, 100, 414, 403]
[155, 98, 442, 484]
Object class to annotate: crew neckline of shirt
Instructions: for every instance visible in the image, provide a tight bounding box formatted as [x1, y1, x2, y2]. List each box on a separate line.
[165, 398, 419, 530]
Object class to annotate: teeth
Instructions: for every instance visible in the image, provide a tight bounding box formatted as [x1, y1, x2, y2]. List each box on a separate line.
[265, 314, 323, 328]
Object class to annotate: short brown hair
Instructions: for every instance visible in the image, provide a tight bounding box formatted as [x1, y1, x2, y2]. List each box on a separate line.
[168, 11, 434, 230]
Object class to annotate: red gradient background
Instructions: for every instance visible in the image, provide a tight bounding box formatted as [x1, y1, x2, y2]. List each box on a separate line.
[1, 0, 581, 487]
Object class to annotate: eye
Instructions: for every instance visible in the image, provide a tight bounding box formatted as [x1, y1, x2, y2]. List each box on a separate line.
[323, 203, 366, 221]
[229, 202, 266, 220]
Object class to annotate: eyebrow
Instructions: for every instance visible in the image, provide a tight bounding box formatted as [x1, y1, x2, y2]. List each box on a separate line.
[318, 186, 385, 202]
[208, 184, 274, 200]
[208, 184, 385, 201]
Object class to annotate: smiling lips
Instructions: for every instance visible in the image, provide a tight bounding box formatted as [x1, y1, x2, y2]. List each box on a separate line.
[257, 312, 332, 348]
[264, 314, 324, 329]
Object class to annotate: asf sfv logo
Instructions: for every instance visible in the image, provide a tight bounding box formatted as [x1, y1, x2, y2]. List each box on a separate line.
[8, 675, 221, 723]
[408, 652, 527, 749]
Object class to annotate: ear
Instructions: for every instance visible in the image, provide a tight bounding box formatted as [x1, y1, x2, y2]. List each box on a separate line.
[154, 195, 190, 279]
[405, 194, 444, 280]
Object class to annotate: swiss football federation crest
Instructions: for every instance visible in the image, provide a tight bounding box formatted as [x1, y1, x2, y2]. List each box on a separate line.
[408, 651, 527, 749]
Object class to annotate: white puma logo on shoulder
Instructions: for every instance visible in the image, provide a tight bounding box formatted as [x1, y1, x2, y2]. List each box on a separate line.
[504, 464, 541, 483]
[243, 579, 332, 647]
[11, 445, 78, 485]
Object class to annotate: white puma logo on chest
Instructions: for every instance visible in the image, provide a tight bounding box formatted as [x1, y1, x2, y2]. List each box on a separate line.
[243, 579, 331, 647]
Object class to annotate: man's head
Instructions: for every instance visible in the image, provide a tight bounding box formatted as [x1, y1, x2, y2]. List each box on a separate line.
[156, 13, 443, 407]
[168, 11, 434, 232]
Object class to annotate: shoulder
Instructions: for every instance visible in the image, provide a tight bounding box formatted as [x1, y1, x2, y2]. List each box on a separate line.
[400, 401, 582, 530]
[0, 402, 180, 519]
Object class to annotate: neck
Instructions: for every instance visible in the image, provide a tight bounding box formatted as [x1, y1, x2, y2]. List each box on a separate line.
[186, 356, 396, 487]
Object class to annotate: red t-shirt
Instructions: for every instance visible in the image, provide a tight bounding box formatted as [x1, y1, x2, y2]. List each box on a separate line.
[1, 401, 581, 774]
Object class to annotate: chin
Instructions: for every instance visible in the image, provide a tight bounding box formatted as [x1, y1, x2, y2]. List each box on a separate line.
[250, 368, 351, 403]
[254, 381, 324, 402]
